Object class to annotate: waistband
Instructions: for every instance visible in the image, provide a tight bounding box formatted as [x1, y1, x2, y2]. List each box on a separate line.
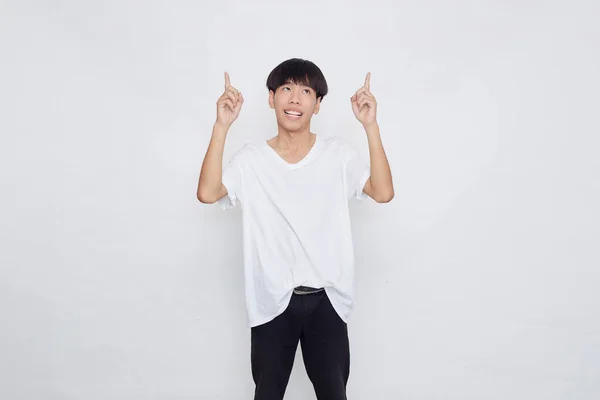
[293, 286, 325, 295]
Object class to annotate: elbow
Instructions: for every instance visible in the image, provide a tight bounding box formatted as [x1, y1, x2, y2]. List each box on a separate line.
[196, 191, 208, 203]
[197, 189, 217, 204]
[375, 190, 394, 203]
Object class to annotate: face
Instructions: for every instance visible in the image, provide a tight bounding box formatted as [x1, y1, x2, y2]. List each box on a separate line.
[269, 81, 321, 131]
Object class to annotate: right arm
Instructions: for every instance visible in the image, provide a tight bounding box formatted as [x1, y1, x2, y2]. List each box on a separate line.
[196, 72, 244, 204]
[196, 124, 230, 203]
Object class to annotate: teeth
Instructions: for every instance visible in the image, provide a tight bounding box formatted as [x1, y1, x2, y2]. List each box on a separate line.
[285, 111, 302, 116]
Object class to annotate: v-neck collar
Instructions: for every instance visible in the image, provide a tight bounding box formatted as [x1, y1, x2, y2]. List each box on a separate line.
[263, 134, 322, 170]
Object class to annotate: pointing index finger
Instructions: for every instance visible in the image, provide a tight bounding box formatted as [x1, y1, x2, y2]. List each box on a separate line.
[364, 72, 371, 89]
[224, 71, 231, 88]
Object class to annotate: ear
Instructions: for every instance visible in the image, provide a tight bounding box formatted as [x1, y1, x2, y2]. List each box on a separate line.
[268, 90, 275, 109]
[313, 97, 321, 115]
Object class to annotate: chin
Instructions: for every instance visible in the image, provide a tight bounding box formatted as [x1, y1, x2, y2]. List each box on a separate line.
[278, 118, 307, 132]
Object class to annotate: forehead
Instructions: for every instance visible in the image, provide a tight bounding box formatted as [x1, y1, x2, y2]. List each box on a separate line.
[282, 79, 311, 87]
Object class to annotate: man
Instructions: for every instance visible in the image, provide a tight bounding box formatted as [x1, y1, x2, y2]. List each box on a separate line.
[197, 58, 393, 400]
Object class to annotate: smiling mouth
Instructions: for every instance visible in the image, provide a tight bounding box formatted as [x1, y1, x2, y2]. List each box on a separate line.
[284, 111, 303, 117]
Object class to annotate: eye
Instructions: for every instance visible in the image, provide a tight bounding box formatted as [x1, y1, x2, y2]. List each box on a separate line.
[282, 86, 290, 91]
[303, 89, 311, 94]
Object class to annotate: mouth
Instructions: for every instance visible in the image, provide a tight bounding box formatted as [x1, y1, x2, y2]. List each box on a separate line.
[284, 110, 303, 120]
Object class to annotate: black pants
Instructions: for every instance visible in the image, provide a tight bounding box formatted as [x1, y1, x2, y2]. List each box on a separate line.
[251, 290, 350, 400]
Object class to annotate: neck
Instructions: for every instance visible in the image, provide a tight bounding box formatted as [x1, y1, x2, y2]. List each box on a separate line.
[274, 125, 314, 149]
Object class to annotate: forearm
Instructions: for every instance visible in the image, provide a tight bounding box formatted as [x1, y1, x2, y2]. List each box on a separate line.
[197, 123, 229, 202]
[365, 123, 394, 200]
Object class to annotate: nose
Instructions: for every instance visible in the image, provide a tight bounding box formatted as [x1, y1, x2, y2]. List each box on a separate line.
[289, 89, 301, 104]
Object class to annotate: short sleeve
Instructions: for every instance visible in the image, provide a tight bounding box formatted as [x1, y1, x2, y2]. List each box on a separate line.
[217, 146, 246, 210]
[343, 141, 371, 200]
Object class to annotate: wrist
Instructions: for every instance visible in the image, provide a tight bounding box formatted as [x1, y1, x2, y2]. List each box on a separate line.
[213, 122, 231, 136]
[363, 121, 380, 134]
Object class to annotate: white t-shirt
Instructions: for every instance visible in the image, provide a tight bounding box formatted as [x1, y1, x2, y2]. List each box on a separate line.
[217, 134, 371, 327]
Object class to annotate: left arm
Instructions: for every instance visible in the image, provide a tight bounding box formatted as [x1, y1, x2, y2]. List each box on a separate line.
[351, 72, 394, 203]
[363, 123, 394, 203]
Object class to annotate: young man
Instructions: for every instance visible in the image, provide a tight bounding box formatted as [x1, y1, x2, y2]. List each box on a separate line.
[197, 58, 393, 400]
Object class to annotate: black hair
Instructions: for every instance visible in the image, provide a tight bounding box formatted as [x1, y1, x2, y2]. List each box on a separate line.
[266, 58, 328, 102]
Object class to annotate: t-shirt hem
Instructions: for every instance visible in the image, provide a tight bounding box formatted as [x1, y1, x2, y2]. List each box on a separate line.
[247, 291, 294, 328]
[324, 287, 351, 324]
[217, 179, 237, 210]
[355, 170, 372, 200]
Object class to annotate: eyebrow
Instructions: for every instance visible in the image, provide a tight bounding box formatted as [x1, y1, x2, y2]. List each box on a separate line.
[283, 81, 311, 89]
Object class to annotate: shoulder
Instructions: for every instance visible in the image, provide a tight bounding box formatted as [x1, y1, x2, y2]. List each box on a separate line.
[318, 134, 347, 148]
[319, 135, 358, 157]
[230, 141, 263, 161]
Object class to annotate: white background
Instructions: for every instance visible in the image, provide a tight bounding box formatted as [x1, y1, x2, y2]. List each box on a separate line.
[1, 0, 599, 399]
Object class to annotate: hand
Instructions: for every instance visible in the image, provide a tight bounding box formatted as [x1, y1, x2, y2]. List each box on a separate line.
[216, 72, 244, 128]
[351, 72, 377, 127]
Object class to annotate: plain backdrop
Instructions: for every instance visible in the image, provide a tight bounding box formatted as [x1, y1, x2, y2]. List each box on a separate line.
[1, 0, 599, 399]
